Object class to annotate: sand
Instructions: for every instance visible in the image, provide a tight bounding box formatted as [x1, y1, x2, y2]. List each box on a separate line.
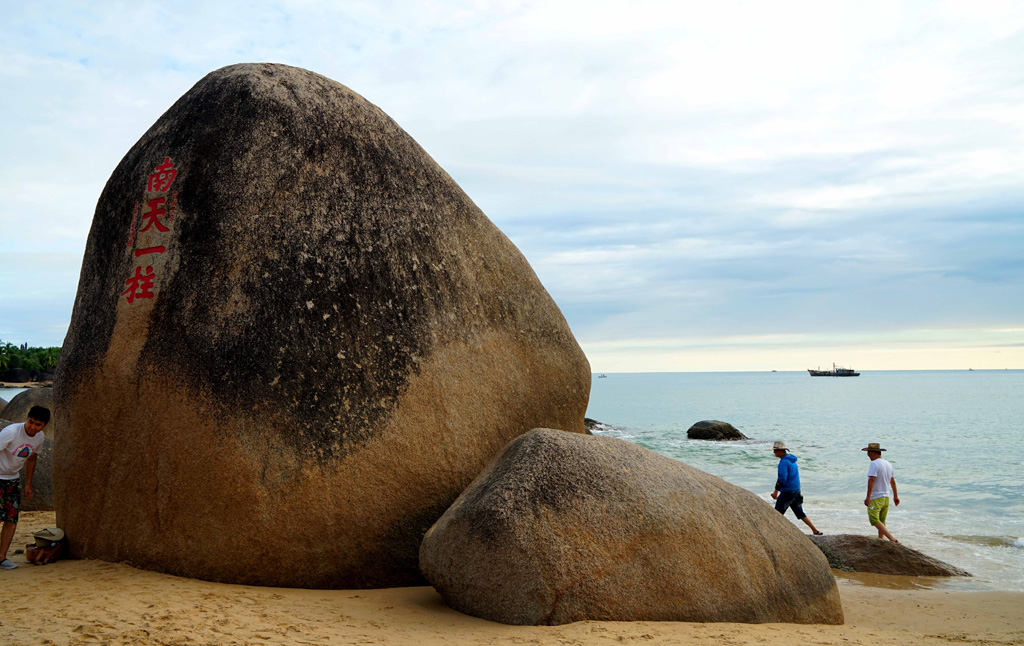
[3, 512, 1022, 646]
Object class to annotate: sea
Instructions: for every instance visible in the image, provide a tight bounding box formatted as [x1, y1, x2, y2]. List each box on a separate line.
[586, 370, 1024, 591]
[4, 370, 1022, 591]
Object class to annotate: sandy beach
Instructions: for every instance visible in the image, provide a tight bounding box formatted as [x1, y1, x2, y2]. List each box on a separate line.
[1, 512, 1021, 646]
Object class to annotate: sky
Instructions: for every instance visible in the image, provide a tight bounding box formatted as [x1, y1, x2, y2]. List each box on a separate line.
[1, 1, 1023, 372]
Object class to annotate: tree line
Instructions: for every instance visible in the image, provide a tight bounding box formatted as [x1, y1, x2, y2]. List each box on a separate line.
[0, 341, 61, 372]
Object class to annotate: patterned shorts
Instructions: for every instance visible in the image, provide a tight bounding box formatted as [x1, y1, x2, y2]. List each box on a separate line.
[1, 478, 21, 523]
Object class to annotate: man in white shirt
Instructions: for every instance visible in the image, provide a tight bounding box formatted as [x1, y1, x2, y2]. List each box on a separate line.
[1, 405, 50, 570]
[862, 442, 900, 543]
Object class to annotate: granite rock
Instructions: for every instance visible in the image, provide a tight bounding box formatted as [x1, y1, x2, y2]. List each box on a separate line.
[54, 63, 590, 588]
[420, 428, 843, 625]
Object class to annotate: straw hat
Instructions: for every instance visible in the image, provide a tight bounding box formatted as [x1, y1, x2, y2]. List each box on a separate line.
[32, 528, 64, 547]
[772, 441, 788, 451]
[861, 443, 886, 452]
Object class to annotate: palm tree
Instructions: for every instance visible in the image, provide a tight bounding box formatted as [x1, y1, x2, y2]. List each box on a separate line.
[42, 347, 60, 370]
[0, 342, 15, 370]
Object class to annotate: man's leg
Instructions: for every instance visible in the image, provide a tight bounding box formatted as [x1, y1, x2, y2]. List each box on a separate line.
[873, 521, 898, 543]
[800, 516, 823, 535]
[791, 493, 823, 535]
[0, 520, 16, 561]
[1, 479, 21, 566]
[868, 497, 898, 542]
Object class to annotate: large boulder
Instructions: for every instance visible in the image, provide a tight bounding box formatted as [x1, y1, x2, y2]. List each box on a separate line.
[420, 429, 843, 625]
[1, 388, 56, 511]
[54, 63, 590, 589]
[687, 419, 748, 440]
[810, 534, 971, 577]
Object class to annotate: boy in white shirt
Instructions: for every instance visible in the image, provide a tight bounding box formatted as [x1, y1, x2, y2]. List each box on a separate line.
[862, 442, 900, 543]
[0, 405, 50, 570]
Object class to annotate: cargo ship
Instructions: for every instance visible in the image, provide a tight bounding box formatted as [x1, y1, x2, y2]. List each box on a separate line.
[808, 363, 859, 377]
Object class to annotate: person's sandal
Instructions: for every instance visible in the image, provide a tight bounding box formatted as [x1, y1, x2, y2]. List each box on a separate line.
[813, 531, 824, 535]
[0, 559, 19, 570]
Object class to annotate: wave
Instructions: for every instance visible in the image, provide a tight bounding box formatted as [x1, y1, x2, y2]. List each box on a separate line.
[945, 534, 1024, 549]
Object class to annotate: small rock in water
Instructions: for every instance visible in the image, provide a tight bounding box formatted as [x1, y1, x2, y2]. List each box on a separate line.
[687, 419, 748, 441]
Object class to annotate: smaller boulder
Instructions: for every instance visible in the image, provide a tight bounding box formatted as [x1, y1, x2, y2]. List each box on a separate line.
[687, 420, 748, 441]
[810, 534, 971, 577]
[0, 397, 7, 412]
[420, 428, 843, 625]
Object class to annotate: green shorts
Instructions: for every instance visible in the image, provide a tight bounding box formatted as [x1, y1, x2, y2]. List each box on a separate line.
[867, 496, 889, 526]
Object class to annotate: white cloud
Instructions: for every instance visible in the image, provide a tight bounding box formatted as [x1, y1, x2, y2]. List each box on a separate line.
[1, 0, 1023, 367]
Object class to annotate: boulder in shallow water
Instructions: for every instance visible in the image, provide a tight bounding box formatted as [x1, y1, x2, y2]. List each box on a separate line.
[420, 428, 843, 625]
[810, 534, 971, 577]
[687, 419, 748, 441]
[1, 388, 56, 511]
[54, 63, 590, 588]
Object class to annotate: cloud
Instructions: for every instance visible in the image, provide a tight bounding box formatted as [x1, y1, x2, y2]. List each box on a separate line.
[1, 0, 1022, 367]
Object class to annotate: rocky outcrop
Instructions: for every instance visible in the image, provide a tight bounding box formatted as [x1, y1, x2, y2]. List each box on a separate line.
[687, 420, 748, 441]
[810, 534, 971, 577]
[1, 388, 56, 511]
[0, 397, 7, 411]
[420, 429, 843, 625]
[54, 63, 590, 589]
[0, 368, 34, 383]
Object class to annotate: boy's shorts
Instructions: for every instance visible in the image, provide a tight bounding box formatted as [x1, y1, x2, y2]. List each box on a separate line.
[1, 478, 21, 523]
[867, 496, 889, 526]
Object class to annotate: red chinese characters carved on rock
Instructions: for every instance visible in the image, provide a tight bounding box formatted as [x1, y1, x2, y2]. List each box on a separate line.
[123, 157, 179, 304]
[147, 158, 178, 193]
[121, 266, 156, 303]
[140, 198, 170, 233]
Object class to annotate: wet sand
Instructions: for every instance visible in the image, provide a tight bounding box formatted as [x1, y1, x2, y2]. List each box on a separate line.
[3, 511, 1022, 646]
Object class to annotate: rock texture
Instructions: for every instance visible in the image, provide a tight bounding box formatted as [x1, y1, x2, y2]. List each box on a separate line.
[810, 534, 971, 577]
[687, 419, 748, 441]
[1, 388, 56, 511]
[420, 429, 843, 625]
[54, 63, 590, 588]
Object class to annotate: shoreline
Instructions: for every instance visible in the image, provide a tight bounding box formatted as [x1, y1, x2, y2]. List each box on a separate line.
[3, 512, 1022, 645]
[0, 381, 51, 389]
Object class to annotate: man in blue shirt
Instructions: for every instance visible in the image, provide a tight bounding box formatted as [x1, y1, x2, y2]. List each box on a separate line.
[771, 441, 823, 535]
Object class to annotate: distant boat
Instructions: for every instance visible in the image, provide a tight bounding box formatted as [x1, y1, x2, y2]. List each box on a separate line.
[808, 363, 859, 377]
[597, 374, 608, 378]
